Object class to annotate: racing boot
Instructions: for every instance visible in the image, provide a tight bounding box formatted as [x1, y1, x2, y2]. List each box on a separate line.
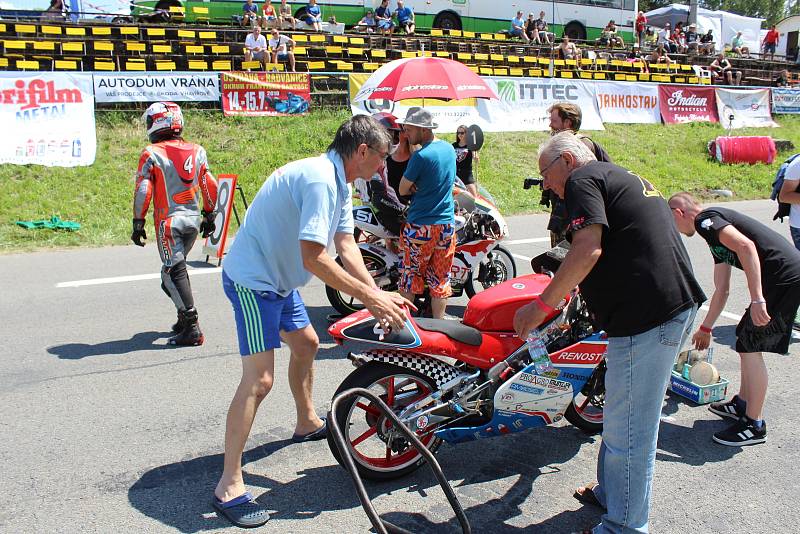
[171, 309, 188, 334]
[168, 308, 204, 346]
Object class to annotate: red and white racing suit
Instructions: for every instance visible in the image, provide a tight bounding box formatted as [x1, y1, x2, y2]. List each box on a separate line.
[133, 139, 218, 310]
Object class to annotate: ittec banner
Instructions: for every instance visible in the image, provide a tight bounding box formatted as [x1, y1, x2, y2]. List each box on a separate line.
[0, 72, 96, 167]
[595, 81, 660, 124]
[93, 72, 220, 103]
[349, 74, 603, 132]
[658, 84, 719, 124]
[221, 72, 310, 116]
[715, 88, 777, 129]
[772, 88, 800, 114]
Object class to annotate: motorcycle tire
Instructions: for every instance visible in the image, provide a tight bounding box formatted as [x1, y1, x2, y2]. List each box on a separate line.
[325, 251, 386, 316]
[564, 361, 605, 434]
[327, 361, 443, 481]
[465, 245, 517, 298]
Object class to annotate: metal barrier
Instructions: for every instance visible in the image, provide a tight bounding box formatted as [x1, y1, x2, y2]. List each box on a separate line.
[328, 387, 471, 534]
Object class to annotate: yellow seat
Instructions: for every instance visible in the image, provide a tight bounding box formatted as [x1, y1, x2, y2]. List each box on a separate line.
[15, 24, 36, 34]
[674, 76, 686, 83]
[400, 51, 415, 58]
[41, 25, 62, 35]
[126, 42, 146, 52]
[553, 59, 565, 66]
[66, 27, 85, 36]
[125, 60, 146, 71]
[188, 60, 208, 70]
[213, 60, 232, 71]
[493, 33, 506, 40]
[192, 6, 210, 23]
[522, 56, 536, 64]
[364, 62, 379, 71]
[169, 5, 185, 18]
[528, 68, 542, 77]
[62, 41, 84, 53]
[0, 57, 8, 68]
[94, 60, 116, 71]
[490, 53, 503, 62]
[333, 35, 347, 44]
[332, 60, 353, 71]
[467, 65, 479, 73]
[580, 71, 592, 79]
[156, 61, 177, 71]
[241, 60, 262, 70]
[292, 34, 308, 43]
[688, 76, 699, 84]
[480, 33, 493, 41]
[16, 59, 39, 70]
[435, 51, 448, 57]
[92, 26, 112, 36]
[473, 53, 488, 61]
[449, 29, 462, 37]
[325, 45, 343, 55]
[4, 40, 28, 50]
[211, 45, 230, 54]
[479, 66, 492, 75]
[625, 74, 637, 81]
[349, 36, 365, 45]
[147, 28, 166, 37]
[559, 71, 574, 78]
[177, 29, 196, 39]
[493, 67, 508, 75]
[0, 23, 6, 34]
[294, 46, 307, 56]
[152, 44, 172, 54]
[463, 31, 475, 38]
[199, 31, 217, 40]
[119, 26, 138, 35]
[593, 72, 607, 80]
[638, 73, 651, 81]
[430, 29, 443, 37]
[371, 49, 386, 59]
[307, 60, 326, 70]
[507, 55, 519, 63]
[185, 45, 204, 54]
[348, 47, 364, 56]
[538, 57, 551, 65]
[509, 67, 523, 76]
[33, 41, 55, 51]
[309, 34, 325, 43]
[457, 52, 471, 61]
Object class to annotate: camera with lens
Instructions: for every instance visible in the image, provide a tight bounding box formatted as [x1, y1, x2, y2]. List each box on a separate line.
[523, 177, 543, 190]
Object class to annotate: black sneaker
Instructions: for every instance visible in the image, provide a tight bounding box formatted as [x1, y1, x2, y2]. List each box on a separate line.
[713, 417, 767, 447]
[708, 396, 744, 420]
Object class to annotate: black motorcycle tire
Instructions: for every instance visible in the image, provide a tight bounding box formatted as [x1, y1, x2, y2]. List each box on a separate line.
[465, 245, 517, 298]
[327, 361, 443, 481]
[325, 251, 387, 316]
[564, 362, 605, 434]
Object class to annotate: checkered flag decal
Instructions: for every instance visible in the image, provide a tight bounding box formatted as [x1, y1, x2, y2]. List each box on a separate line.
[359, 350, 464, 387]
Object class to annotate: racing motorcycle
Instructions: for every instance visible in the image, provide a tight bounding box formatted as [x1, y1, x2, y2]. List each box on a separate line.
[325, 185, 517, 315]
[326, 246, 607, 480]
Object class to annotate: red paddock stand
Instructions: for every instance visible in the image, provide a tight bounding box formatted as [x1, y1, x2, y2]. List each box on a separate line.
[708, 136, 777, 165]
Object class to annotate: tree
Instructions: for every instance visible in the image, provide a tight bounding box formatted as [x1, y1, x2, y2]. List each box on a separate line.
[700, 0, 786, 27]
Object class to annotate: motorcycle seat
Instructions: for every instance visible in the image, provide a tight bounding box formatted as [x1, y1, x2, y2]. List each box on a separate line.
[414, 318, 483, 346]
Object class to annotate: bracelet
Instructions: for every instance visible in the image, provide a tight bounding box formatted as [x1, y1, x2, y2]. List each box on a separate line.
[533, 296, 555, 314]
[751, 299, 766, 305]
[699, 325, 712, 334]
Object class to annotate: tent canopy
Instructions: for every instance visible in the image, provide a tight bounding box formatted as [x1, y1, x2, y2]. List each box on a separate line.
[644, 3, 763, 53]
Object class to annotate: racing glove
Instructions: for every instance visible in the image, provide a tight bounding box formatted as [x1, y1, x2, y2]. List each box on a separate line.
[131, 218, 147, 247]
[199, 210, 216, 238]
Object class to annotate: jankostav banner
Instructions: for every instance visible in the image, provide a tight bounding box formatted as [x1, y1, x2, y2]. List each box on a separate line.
[0, 72, 96, 167]
[772, 88, 800, 114]
[93, 72, 220, 103]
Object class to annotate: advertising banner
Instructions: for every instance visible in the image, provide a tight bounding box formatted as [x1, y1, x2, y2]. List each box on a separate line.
[658, 84, 719, 124]
[221, 72, 310, 116]
[715, 88, 777, 128]
[595, 81, 660, 124]
[349, 74, 604, 132]
[0, 72, 96, 167]
[93, 72, 220, 103]
[203, 174, 237, 261]
[772, 88, 800, 114]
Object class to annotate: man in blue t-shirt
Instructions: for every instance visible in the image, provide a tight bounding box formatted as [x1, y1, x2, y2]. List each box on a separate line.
[211, 116, 409, 529]
[242, 0, 260, 27]
[510, 10, 530, 43]
[396, 1, 415, 34]
[397, 107, 457, 319]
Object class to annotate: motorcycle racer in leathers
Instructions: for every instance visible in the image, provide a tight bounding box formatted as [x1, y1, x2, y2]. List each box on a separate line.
[132, 101, 218, 346]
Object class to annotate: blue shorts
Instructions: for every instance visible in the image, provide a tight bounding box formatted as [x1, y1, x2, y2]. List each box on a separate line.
[222, 271, 310, 356]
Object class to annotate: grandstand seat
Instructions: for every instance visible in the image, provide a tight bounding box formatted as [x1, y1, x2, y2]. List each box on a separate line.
[363, 62, 379, 71]
[188, 60, 208, 70]
[125, 41, 146, 54]
[479, 66, 492, 75]
[213, 59, 232, 71]
[509, 67, 524, 76]
[185, 44, 204, 54]
[15, 24, 36, 35]
[211, 44, 230, 54]
[349, 37, 365, 46]
[93, 41, 115, 56]
[66, 27, 85, 36]
[54, 59, 79, 70]
[580, 71, 593, 79]
[463, 31, 476, 39]
[4, 41, 28, 53]
[61, 41, 84, 54]
[199, 31, 217, 41]
[430, 29, 443, 37]
[156, 60, 177, 71]
[16, 59, 39, 70]
[119, 26, 139, 37]
[0, 23, 6, 35]
[41, 25, 62, 36]
[92, 26, 112, 37]
[241, 60, 262, 71]
[152, 43, 173, 54]
[0, 57, 8, 68]
[448, 29, 462, 37]
[146, 28, 166, 38]
[333, 35, 347, 44]
[192, 6, 210, 24]
[94, 60, 116, 71]
[178, 29, 196, 39]
[169, 5, 186, 20]
[33, 41, 55, 53]
[125, 59, 146, 71]
[306, 61, 326, 71]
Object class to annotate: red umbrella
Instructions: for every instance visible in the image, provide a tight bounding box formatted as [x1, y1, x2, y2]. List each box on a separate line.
[354, 56, 498, 102]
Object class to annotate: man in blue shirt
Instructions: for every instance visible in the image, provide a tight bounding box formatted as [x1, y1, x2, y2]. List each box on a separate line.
[212, 116, 410, 528]
[396, 1, 415, 34]
[375, 0, 395, 35]
[242, 0, 260, 27]
[510, 10, 530, 43]
[397, 107, 457, 319]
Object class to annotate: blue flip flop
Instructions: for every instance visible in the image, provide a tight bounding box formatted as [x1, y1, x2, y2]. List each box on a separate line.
[212, 491, 270, 528]
[291, 417, 328, 443]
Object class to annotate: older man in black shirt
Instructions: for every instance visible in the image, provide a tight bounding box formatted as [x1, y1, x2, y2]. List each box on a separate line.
[515, 131, 706, 534]
[669, 193, 800, 447]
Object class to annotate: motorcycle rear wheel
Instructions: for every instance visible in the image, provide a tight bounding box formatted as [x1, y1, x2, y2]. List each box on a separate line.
[564, 361, 605, 434]
[465, 245, 517, 298]
[327, 361, 442, 481]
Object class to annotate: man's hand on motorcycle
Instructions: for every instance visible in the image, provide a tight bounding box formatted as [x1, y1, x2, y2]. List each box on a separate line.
[692, 330, 710, 350]
[365, 290, 413, 332]
[749, 301, 771, 327]
[513, 301, 547, 340]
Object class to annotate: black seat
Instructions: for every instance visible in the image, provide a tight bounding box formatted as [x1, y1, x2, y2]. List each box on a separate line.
[414, 318, 483, 346]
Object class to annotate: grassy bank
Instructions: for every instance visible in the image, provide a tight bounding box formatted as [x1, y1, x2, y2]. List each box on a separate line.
[1, 110, 797, 252]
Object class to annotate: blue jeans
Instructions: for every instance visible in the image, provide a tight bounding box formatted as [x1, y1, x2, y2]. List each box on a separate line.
[592, 305, 697, 534]
[790, 226, 800, 252]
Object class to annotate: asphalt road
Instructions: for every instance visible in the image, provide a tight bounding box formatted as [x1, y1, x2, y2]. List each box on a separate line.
[2, 199, 798, 534]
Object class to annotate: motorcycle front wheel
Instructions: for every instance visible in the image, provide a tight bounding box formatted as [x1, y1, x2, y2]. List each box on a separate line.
[327, 361, 443, 481]
[564, 360, 605, 434]
[325, 252, 389, 316]
[464, 245, 517, 298]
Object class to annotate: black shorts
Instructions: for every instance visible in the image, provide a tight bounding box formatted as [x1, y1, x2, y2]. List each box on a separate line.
[735, 282, 800, 354]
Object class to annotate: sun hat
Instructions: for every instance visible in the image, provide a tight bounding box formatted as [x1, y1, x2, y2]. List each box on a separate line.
[396, 107, 438, 129]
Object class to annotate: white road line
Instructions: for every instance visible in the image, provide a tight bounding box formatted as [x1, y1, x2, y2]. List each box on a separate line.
[512, 253, 532, 262]
[504, 237, 551, 245]
[699, 305, 742, 322]
[56, 267, 222, 288]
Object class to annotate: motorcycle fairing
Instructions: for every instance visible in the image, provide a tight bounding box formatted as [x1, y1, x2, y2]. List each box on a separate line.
[337, 315, 422, 349]
[352, 349, 465, 388]
[436, 410, 553, 444]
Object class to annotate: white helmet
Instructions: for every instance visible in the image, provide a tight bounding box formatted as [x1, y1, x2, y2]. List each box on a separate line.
[143, 101, 183, 142]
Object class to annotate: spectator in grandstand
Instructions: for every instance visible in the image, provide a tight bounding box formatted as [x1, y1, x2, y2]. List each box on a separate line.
[261, 0, 277, 29]
[244, 25, 269, 69]
[657, 22, 677, 53]
[685, 23, 700, 54]
[43, 0, 65, 20]
[269, 29, 296, 72]
[557, 35, 580, 61]
[355, 9, 377, 33]
[453, 125, 480, 197]
[599, 20, 624, 48]
[396, 1, 415, 34]
[700, 29, 715, 54]
[510, 10, 530, 43]
[635, 11, 647, 48]
[242, 0, 261, 28]
[534, 11, 553, 45]
[644, 26, 657, 49]
[305, 0, 323, 32]
[710, 52, 742, 85]
[375, 0, 395, 35]
[524, 13, 540, 44]
[763, 24, 779, 61]
[650, 43, 674, 66]
[732, 31, 750, 57]
[672, 21, 687, 53]
[279, 0, 297, 30]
